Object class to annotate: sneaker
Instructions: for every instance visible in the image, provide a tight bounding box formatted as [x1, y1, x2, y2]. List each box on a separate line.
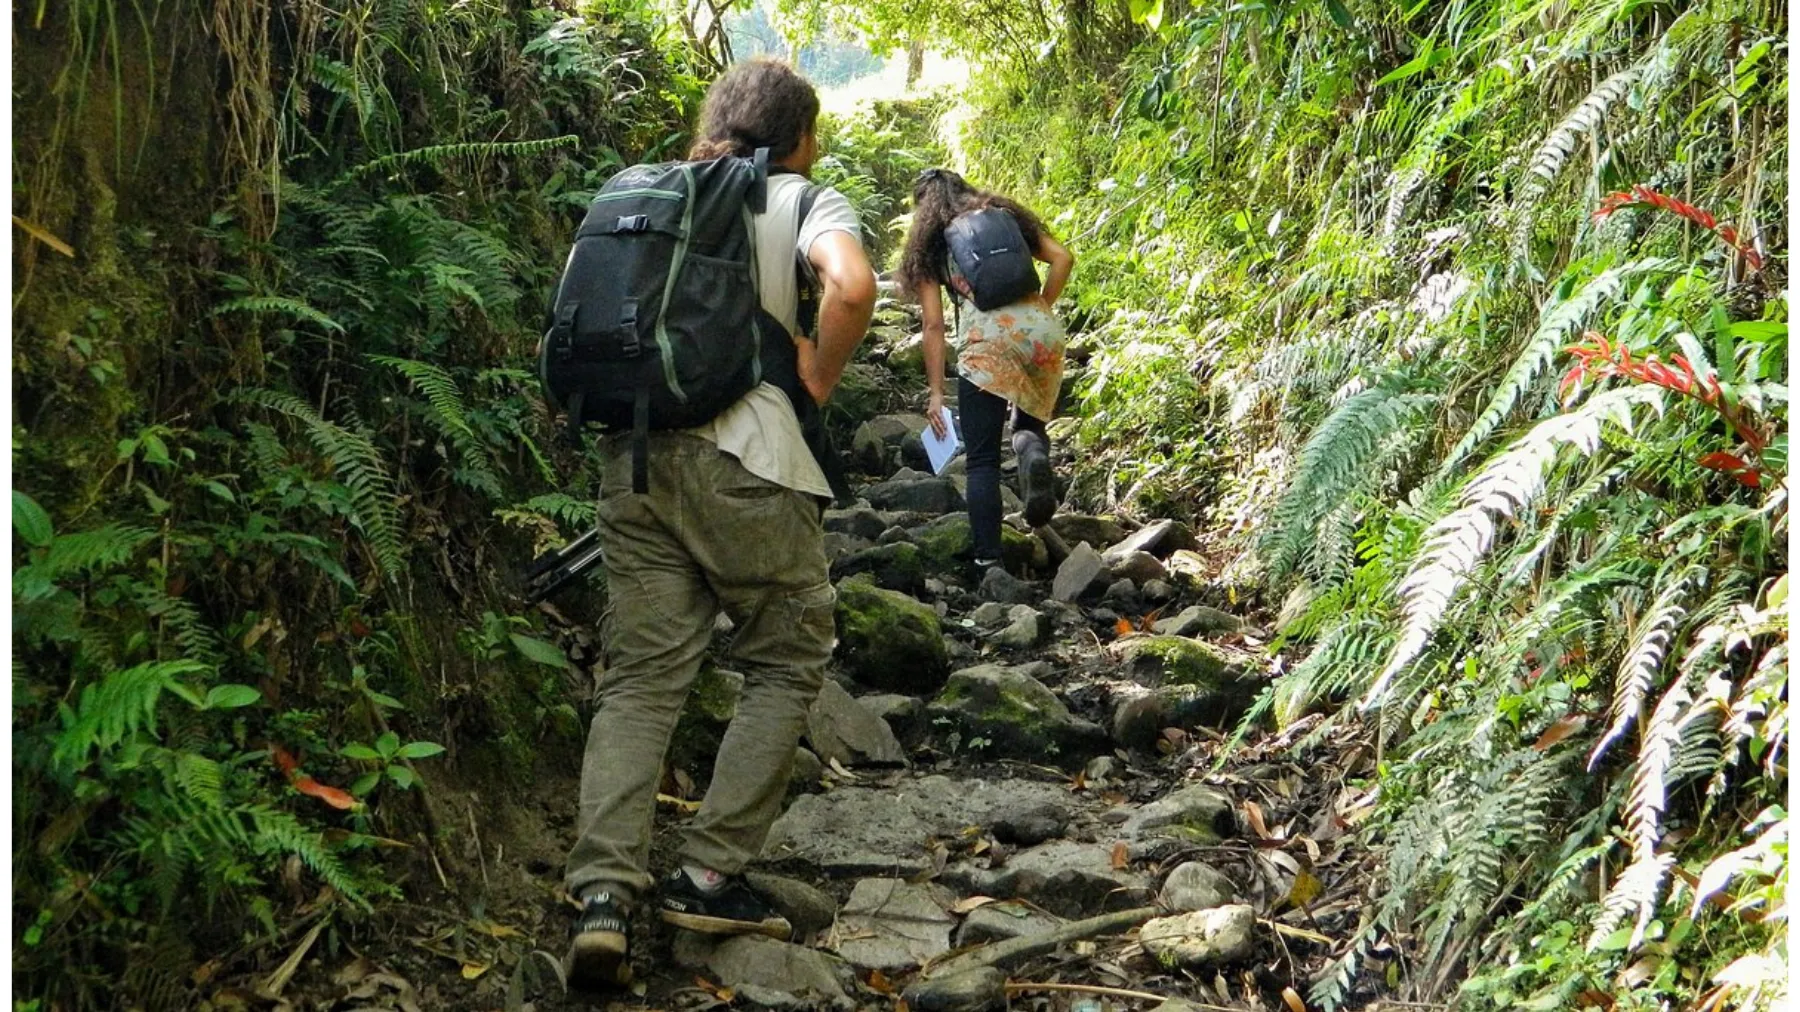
[565, 891, 631, 990]
[1018, 438, 1056, 528]
[657, 868, 792, 939]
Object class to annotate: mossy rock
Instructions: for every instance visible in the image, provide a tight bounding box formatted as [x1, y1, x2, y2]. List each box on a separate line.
[831, 542, 929, 595]
[911, 515, 1039, 575]
[1116, 635, 1247, 689]
[672, 665, 744, 771]
[834, 575, 950, 693]
[927, 663, 1106, 767]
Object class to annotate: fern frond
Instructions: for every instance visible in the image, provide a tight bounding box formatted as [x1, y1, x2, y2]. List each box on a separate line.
[53, 660, 210, 773]
[1262, 385, 1437, 583]
[1589, 563, 1707, 769]
[1439, 258, 1673, 474]
[368, 355, 474, 442]
[234, 389, 404, 575]
[344, 134, 579, 181]
[131, 584, 225, 667]
[244, 806, 369, 909]
[41, 524, 158, 578]
[1516, 60, 1649, 209]
[1366, 386, 1665, 709]
[210, 296, 345, 334]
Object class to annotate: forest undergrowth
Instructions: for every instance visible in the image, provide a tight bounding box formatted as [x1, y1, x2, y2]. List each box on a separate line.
[10, 1, 1789, 1010]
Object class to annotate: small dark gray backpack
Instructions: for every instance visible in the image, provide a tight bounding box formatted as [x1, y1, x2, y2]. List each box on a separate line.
[944, 205, 1040, 311]
[539, 148, 847, 500]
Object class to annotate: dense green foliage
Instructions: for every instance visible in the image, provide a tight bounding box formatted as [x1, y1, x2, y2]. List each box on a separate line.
[13, 1, 705, 1004]
[917, 0, 1786, 1006]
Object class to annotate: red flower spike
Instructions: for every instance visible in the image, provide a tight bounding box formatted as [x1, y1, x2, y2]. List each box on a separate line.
[1592, 185, 1762, 272]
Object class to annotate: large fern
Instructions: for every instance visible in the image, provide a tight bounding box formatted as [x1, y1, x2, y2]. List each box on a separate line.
[1262, 383, 1439, 583]
[233, 388, 405, 575]
[52, 659, 210, 773]
[1367, 385, 1665, 709]
[1438, 258, 1674, 474]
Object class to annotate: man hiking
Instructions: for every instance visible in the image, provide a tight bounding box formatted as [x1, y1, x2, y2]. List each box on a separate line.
[552, 59, 877, 987]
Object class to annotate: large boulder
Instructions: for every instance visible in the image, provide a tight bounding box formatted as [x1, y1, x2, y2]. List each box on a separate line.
[1159, 861, 1238, 912]
[988, 605, 1050, 650]
[977, 567, 1038, 605]
[835, 576, 950, 693]
[1051, 542, 1110, 602]
[860, 693, 928, 743]
[672, 934, 852, 1002]
[671, 666, 744, 770]
[831, 542, 929, 595]
[955, 901, 1065, 947]
[1107, 550, 1168, 586]
[1105, 518, 1199, 560]
[1138, 905, 1256, 969]
[911, 515, 1039, 574]
[834, 878, 957, 971]
[865, 474, 964, 514]
[745, 872, 840, 939]
[764, 776, 1074, 877]
[1155, 605, 1242, 638]
[944, 839, 1153, 918]
[926, 663, 1107, 767]
[1112, 685, 1242, 751]
[903, 968, 1007, 1012]
[1119, 783, 1236, 844]
[1049, 514, 1128, 549]
[1110, 636, 1260, 737]
[852, 414, 929, 474]
[807, 680, 907, 768]
[824, 507, 891, 541]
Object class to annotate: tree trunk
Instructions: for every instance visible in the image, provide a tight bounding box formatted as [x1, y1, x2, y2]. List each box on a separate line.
[906, 38, 926, 88]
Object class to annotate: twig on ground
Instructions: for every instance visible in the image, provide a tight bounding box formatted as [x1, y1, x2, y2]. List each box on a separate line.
[926, 906, 1159, 978]
[1004, 982, 1175, 1004]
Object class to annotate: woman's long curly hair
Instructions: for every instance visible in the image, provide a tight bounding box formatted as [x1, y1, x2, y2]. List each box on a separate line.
[897, 169, 1048, 296]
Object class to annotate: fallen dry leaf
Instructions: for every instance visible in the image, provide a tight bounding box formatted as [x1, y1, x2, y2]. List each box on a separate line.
[1282, 986, 1307, 1012]
[1243, 800, 1272, 840]
[951, 895, 997, 915]
[1285, 870, 1323, 909]
[1110, 841, 1130, 871]
[460, 962, 488, 980]
[867, 968, 897, 994]
[1533, 712, 1590, 751]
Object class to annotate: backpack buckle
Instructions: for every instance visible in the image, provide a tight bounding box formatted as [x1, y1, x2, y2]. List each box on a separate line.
[549, 302, 578, 362]
[615, 214, 650, 233]
[617, 299, 640, 358]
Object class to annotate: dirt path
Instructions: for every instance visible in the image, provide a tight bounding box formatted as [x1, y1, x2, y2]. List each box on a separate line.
[243, 310, 1381, 1012]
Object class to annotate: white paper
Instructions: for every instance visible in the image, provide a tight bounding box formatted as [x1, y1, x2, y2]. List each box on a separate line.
[922, 406, 961, 475]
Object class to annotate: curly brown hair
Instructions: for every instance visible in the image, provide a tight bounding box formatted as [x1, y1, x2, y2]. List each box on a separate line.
[896, 169, 1049, 297]
[687, 58, 820, 161]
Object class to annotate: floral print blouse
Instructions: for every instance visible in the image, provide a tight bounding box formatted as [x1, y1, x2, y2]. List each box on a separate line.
[949, 273, 1068, 423]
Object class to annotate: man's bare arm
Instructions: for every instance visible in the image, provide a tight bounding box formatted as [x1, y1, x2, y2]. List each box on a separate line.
[797, 230, 877, 405]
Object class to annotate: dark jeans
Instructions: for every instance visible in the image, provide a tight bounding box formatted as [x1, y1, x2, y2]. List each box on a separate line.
[960, 375, 1048, 562]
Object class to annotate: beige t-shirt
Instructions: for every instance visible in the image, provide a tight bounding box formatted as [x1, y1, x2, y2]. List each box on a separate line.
[686, 173, 861, 498]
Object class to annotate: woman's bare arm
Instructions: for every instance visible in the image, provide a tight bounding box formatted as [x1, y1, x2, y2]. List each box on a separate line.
[1035, 231, 1075, 305]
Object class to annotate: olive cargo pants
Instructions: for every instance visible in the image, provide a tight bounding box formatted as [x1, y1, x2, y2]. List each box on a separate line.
[564, 434, 836, 906]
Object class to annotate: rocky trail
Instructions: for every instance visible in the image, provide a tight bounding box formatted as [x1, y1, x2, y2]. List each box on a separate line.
[249, 305, 1384, 1012]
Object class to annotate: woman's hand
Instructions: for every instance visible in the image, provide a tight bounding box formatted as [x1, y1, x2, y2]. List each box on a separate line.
[927, 388, 948, 439]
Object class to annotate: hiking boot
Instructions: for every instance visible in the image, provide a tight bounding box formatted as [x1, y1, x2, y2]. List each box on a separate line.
[658, 868, 792, 939]
[1017, 436, 1056, 528]
[565, 891, 631, 990]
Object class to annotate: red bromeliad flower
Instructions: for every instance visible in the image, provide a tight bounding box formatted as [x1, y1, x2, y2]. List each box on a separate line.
[1593, 185, 1765, 271]
[1562, 331, 1769, 487]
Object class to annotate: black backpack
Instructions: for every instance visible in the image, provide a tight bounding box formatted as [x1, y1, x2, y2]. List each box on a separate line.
[540, 148, 848, 501]
[944, 206, 1040, 311]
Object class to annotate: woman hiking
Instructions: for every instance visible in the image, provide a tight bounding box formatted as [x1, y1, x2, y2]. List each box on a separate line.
[898, 168, 1076, 573]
